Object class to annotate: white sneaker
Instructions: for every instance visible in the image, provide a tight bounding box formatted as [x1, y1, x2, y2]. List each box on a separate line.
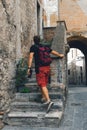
[46, 101, 54, 113]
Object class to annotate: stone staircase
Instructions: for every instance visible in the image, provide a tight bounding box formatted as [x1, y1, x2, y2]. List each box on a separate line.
[3, 68, 65, 127]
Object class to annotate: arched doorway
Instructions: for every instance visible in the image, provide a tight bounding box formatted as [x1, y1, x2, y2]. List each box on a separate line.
[67, 36, 87, 85]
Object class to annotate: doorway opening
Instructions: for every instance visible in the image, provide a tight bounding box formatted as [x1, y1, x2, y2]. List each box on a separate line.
[67, 48, 85, 85]
[67, 36, 87, 86]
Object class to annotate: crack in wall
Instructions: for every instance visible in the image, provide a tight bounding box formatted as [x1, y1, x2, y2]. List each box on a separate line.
[1, 0, 16, 29]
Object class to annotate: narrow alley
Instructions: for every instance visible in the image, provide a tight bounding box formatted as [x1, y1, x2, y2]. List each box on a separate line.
[1, 0, 87, 130]
[2, 86, 87, 130]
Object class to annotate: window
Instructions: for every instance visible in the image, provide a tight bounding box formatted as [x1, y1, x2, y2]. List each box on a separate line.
[68, 69, 70, 75]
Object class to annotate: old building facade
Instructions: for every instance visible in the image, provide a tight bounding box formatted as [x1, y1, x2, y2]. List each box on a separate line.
[43, 0, 87, 85]
[43, 0, 87, 31]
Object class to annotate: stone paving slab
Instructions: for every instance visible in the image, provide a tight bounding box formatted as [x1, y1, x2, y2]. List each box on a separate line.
[2, 126, 59, 130]
[15, 92, 63, 102]
[2, 126, 73, 130]
[11, 100, 63, 107]
[2, 126, 83, 130]
[8, 110, 62, 118]
[6, 110, 63, 127]
[10, 100, 63, 113]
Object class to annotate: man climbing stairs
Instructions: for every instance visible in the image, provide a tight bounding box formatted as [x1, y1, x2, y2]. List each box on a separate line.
[3, 67, 65, 128]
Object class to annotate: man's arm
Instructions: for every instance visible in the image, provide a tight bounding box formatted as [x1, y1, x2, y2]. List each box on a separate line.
[28, 52, 34, 68]
[27, 52, 34, 76]
[51, 50, 64, 58]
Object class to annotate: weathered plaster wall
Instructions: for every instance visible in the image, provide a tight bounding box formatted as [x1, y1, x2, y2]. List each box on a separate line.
[0, 0, 38, 111]
[20, 0, 37, 57]
[60, 0, 87, 32]
[0, 0, 17, 110]
[51, 21, 68, 89]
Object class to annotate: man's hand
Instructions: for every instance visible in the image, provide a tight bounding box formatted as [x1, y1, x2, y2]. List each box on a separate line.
[51, 50, 64, 58]
[27, 68, 32, 78]
[59, 54, 64, 58]
[27, 68, 30, 75]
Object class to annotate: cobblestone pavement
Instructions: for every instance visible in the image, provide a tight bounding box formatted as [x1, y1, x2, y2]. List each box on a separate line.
[2, 86, 87, 130]
[59, 86, 87, 130]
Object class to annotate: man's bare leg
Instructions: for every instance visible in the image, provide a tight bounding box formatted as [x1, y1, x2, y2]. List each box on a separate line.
[41, 87, 50, 102]
[40, 86, 54, 113]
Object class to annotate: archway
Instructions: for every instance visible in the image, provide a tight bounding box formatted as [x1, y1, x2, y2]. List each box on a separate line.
[67, 36, 87, 85]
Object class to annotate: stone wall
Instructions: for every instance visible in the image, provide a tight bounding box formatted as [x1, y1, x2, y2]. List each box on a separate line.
[43, 22, 68, 89]
[51, 21, 68, 89]
[0, 0, 39, 111]
[20, 0, 37, 58]
[0, 0, 17, 111]
[43, 27, 56, 41]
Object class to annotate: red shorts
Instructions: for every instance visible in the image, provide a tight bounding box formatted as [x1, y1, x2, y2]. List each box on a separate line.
[36, 66, 50, 87]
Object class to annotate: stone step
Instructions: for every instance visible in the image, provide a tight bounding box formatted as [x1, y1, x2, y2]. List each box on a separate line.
[11, 100, 63, 112]
[24, 83, 63, 93]
[25, 82, 37, 86]
[5, 110, 63, 127]
[24, 83, 38, 92]
[26, 78, 36, 82]
[14, 92, 63, 102]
